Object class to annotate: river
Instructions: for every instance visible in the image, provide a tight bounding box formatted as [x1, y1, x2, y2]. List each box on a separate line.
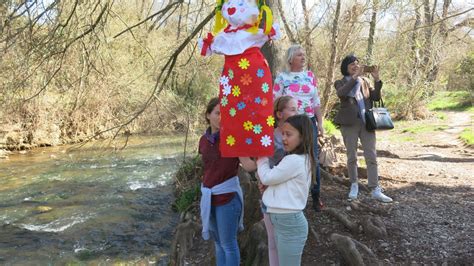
[0, 135, 196, 264]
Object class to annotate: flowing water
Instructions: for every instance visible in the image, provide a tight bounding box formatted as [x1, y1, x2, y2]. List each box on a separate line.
[0, 135, 196, 264]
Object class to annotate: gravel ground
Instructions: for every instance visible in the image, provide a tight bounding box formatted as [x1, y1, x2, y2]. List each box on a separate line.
[302, 111, 473, 265]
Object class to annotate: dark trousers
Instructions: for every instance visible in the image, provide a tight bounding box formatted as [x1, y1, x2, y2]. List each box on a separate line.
[310, 117, 321, 199]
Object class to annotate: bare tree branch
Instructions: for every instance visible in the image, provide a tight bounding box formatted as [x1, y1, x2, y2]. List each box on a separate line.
[113, 0, 183, 38]
[401, 7, 473, 34]
[276, 0, 296, 42]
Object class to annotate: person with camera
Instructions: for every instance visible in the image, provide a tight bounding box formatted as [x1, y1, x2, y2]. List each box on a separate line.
[334, 54, 393, 203]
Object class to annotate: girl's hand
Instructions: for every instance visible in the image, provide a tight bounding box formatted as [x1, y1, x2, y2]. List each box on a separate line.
[258, 182, 268, 194]
[318, 124, 325, 137]
[371, 65, 380, 82]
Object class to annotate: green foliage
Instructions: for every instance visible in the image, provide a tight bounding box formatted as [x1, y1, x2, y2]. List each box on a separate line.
[174, 185, 200, 212]
[382, 83, 429, 120]
[427, 91, 472, 111]
[323, 119, 338, 136]
[448, 51, 474, 91]
[460, 128, 474, 146]
[173, 156, 202, 212]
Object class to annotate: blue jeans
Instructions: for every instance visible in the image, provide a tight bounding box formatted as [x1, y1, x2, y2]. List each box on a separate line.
[270, 212, 308, 266]
[209, 194, 241, 266]
[310, 117, 321, 195]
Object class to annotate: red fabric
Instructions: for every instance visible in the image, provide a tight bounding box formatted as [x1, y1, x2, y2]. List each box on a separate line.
[269, 27, 276, 37]
[201, 33, 214, 56]
[219, 47, 274, 157]
[223, 24, 255, 33]
[199, 134, 239, 206]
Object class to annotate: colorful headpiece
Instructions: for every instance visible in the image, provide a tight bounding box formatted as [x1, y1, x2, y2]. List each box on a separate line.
[212, 0, 273, 36]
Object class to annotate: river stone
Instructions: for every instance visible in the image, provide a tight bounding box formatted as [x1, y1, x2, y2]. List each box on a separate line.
[35, 206, 53, 213]
[0, 149, 9, 159]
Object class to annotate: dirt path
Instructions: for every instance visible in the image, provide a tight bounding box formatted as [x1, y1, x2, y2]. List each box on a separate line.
[303, 111, 473, 264]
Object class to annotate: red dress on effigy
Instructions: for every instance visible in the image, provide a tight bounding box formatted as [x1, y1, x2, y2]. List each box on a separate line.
[218, 47, 274, 157]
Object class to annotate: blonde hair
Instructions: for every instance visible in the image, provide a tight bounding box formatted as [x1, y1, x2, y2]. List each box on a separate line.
[273, 95, 295, 127]
[285, 44, 305, 72]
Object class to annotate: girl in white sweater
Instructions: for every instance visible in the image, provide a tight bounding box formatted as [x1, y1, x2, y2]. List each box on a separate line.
[257, 114, 316, 266]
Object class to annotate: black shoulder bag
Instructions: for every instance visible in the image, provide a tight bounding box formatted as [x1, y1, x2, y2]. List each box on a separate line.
[365, 98, 394, 131]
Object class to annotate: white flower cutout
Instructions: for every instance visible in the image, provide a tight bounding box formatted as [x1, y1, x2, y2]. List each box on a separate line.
[223, 84, 232, 96]
[220, 75, 229, 86]
[261, 135, 272, 147]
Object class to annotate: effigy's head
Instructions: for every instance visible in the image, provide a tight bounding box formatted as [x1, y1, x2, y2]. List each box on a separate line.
[221, 0, 259, 27]
[212, 0, 273, 35]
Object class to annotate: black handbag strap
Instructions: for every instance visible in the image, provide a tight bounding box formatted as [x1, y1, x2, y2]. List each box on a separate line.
[372, 97, 385, 108]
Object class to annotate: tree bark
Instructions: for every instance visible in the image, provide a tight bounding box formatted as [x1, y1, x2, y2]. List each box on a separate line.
[301, 0, 315, 70]
[261, 0, 281, 79]
[366, 0, 378, 65]
[320, 0, 341, 116]
[408, 2, 422, 86]
[422, 0, 438, 84]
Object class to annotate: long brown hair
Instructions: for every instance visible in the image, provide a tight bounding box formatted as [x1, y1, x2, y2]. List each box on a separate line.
[284, 115, 316, 184]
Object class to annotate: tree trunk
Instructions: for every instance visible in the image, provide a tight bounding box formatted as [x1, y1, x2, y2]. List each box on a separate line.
[301, 0, 315, 70]
[366, 0, 378, 65]
[408, 2, 422, 86]
[261, 0, 281, 79]
[422, 0, 438, 84]
[320, 0, 341, 116]
[427, 0, 452, 83]
[276, 0, 296, 43]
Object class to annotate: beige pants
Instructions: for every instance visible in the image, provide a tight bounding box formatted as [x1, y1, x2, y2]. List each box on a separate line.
[340, 119, 379, 188]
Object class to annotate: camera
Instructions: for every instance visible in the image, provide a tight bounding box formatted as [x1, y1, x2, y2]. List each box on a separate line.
[363, 65, 376, 73]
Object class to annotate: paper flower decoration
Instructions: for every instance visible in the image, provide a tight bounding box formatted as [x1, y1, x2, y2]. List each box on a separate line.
[220, 75, 229, 86]
[253, 124, 262, 134]
[232, 86, 241, 97]
[261, 135, 272, 147]
[226, 135, 236, 146]
[237, 101, 246, 110]
[266, 115, 275, 127]
[240, 73, 252, 86]
[238, 58, 250, 70]
[221, 96, 228, 107]
[243, 121, 253, 131]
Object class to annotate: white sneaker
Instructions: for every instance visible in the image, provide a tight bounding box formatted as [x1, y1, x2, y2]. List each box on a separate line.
[348, 183, 359, 200]
[371, 186, 393, 203]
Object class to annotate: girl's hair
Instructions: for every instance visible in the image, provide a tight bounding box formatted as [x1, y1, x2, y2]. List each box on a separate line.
[284, 114, 316, 183]
[204, 97, 220, 124]
[285, 44, 304, 71]
[340, 54, 358, 76]
[273, 95, 295, 127]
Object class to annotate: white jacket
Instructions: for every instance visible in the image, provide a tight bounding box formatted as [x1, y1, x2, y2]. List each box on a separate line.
[257, 154, 312, 213]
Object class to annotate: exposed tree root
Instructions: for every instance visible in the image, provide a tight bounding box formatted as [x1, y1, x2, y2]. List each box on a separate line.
[325, 207, 360, 233]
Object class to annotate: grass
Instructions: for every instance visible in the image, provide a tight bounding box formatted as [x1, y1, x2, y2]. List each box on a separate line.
[427, 91, 472, 111]
[460, 128, 474, 146]
[401, 124, 448, 134]
[435, 112, 447, 120]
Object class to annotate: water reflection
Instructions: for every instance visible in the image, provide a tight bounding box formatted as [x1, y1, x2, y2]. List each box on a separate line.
[0, 135, 197, 264]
